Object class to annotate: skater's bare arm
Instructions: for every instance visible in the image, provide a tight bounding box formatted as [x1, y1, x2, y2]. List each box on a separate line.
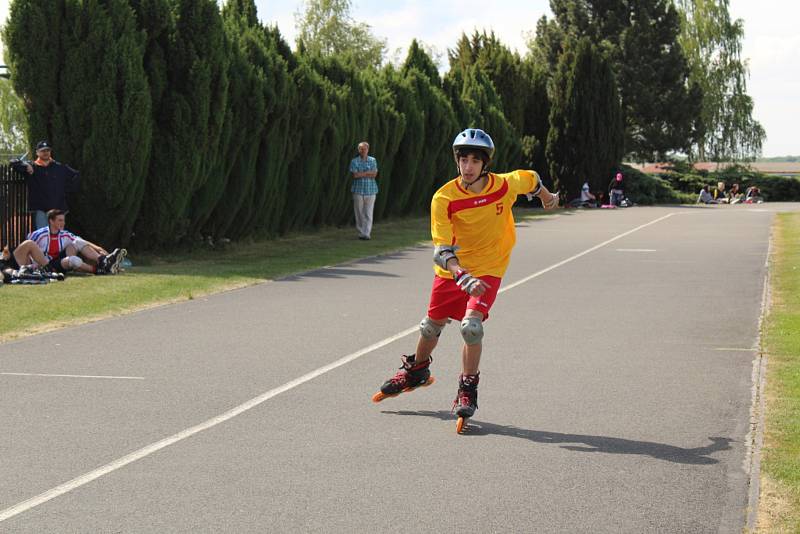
[508, 170, 559, 209]
[535, 185, 559, 210]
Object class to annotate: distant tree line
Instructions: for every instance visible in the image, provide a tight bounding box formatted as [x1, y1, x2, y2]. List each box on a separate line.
[2, 0, 763, 247]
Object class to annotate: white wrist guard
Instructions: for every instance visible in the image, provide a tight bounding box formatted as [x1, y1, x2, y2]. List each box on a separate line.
[454, 269, 481, 295]
[433, 245, 459, 270]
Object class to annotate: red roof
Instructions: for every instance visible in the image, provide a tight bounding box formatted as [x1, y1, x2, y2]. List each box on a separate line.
[627, 162, 800, 175]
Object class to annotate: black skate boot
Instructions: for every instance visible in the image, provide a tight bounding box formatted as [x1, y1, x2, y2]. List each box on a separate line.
[371, 354, 435, 403]
[100, 248, 127, 275]
[39, 264, 65, 281]
[453, 373, 479, 433]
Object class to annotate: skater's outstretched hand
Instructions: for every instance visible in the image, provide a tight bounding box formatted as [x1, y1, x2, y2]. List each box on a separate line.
[541, 191, 560, 210]
[532, 181, 559, 210]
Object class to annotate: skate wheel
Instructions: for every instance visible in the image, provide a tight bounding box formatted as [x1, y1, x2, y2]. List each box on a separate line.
[401, 375, 436, 393]
[371, 391, 386, 403]
[456, 416, 466, 434]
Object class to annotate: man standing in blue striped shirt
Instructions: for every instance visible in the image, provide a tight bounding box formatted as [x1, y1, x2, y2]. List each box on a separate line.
[349, 141, 378, 240]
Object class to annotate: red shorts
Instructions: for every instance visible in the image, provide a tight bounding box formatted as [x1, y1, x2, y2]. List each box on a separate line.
[427, 275, 502, 321]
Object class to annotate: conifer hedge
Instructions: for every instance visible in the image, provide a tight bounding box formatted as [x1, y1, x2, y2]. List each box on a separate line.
[2, 0, 626, 248]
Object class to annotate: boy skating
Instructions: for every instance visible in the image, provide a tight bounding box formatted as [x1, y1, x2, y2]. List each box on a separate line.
[372, 128, 558, 432]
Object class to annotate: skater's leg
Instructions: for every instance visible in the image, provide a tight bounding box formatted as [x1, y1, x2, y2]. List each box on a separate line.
[13, 240, 48, 266]
[460, 310, 484, 374]
[414, 316, 447, 363]
[453, 309, 483, 421]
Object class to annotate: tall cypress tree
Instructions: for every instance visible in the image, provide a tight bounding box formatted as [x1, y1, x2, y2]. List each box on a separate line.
[383, 60, 456, 216]
[520, 59, 551, 181]
[204, 0, 267, 239]
[3, 0, 66, 146]
[617, 0, 700, 160]
[63, 0, 152, 244]
[6, 0, 152, 244]
[247, 26, 297, 236]
[547, 38, 623, 200]
[136, 0, 229, 245]
[281, 55, 335, 231]
[402, 39, 442, 87]
[536, 0, 698, 160]
[448, 31, 529, 137]
[446, 64, 520, 172]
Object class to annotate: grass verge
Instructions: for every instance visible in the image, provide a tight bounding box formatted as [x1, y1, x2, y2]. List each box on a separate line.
[1, 208, 551, 342]
[0, 215, 431, 342]
[758, 212, 800, 532]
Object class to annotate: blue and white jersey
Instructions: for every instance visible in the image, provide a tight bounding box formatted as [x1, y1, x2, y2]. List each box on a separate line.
[27, 227, 79, 259]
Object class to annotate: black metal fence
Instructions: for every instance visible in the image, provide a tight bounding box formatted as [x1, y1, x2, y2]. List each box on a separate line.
[0, 164, 31, 248]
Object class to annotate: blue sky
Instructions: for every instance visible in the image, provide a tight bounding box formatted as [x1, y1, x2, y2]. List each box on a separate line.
[0, 0, 796, 156]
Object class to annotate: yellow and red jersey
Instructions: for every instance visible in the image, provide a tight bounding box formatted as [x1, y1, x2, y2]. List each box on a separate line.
[431, 170, 540, 278]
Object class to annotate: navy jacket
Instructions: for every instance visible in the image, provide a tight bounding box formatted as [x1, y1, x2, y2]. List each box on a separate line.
[11, 160, 80, 211]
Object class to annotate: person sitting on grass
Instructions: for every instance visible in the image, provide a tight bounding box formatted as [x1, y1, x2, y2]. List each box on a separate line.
[27, 209, 126, 276]
[568, 182, 597, 208]
[745, 185, 764, 203]
[1, 242, 65, 284]
[713, 181, 728, 203]
[727, 183, 743, 204]
[697, 185, 718, 204]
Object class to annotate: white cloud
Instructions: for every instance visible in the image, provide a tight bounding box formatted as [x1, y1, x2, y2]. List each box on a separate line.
[728, 0, 800, 155]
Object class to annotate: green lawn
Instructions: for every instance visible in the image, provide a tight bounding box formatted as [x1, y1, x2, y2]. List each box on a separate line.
[0, 215, 432, 341]
[759, 212, 800, 532]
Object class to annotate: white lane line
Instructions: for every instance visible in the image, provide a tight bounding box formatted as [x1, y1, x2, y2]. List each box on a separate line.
[616, 248, 657, 252]
[501, 213, 675, 293]
[1, 373, 145, 380]
[714, 348, 756, 352]
[0, 211, 676, 524]
[0, 327, 418, 524]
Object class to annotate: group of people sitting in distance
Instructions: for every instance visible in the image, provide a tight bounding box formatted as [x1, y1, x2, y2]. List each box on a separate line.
[697, 182, 764, 204]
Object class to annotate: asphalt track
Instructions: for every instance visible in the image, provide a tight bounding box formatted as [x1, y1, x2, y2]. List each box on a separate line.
[1, 204, 795, 533]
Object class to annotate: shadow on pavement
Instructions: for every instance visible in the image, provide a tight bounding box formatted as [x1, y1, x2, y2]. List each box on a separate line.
[381, 410, 731, 465]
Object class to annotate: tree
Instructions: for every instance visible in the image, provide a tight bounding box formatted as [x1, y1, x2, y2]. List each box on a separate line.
[676, 0, 765, 161]
[448, 31, 530, 136]
[533, 0, 700, 160]
[520, 59, 551, 181]
[617, 0, 701, 160]
[526, 15, 565, 74]
[547, 38, 623, 201]
[59, 0, 153, 244]
[135, 0, 230, 245]
[3, 0, 66, 148]
[402, 39, 441, 87]
[5, 0, 152, 244]
[0, 79, 27, 153]
[201, 0, 268, 239]
[294, 0, 386, 69]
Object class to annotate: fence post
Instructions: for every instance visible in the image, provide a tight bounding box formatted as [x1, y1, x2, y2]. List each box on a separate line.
[0, 163, 31, 248]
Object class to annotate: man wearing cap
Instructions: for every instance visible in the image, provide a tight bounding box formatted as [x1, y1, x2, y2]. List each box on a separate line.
[10, 141, 80, 230]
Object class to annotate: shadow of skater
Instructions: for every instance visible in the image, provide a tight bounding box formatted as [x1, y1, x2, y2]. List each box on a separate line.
[381, 410, 731, 465]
